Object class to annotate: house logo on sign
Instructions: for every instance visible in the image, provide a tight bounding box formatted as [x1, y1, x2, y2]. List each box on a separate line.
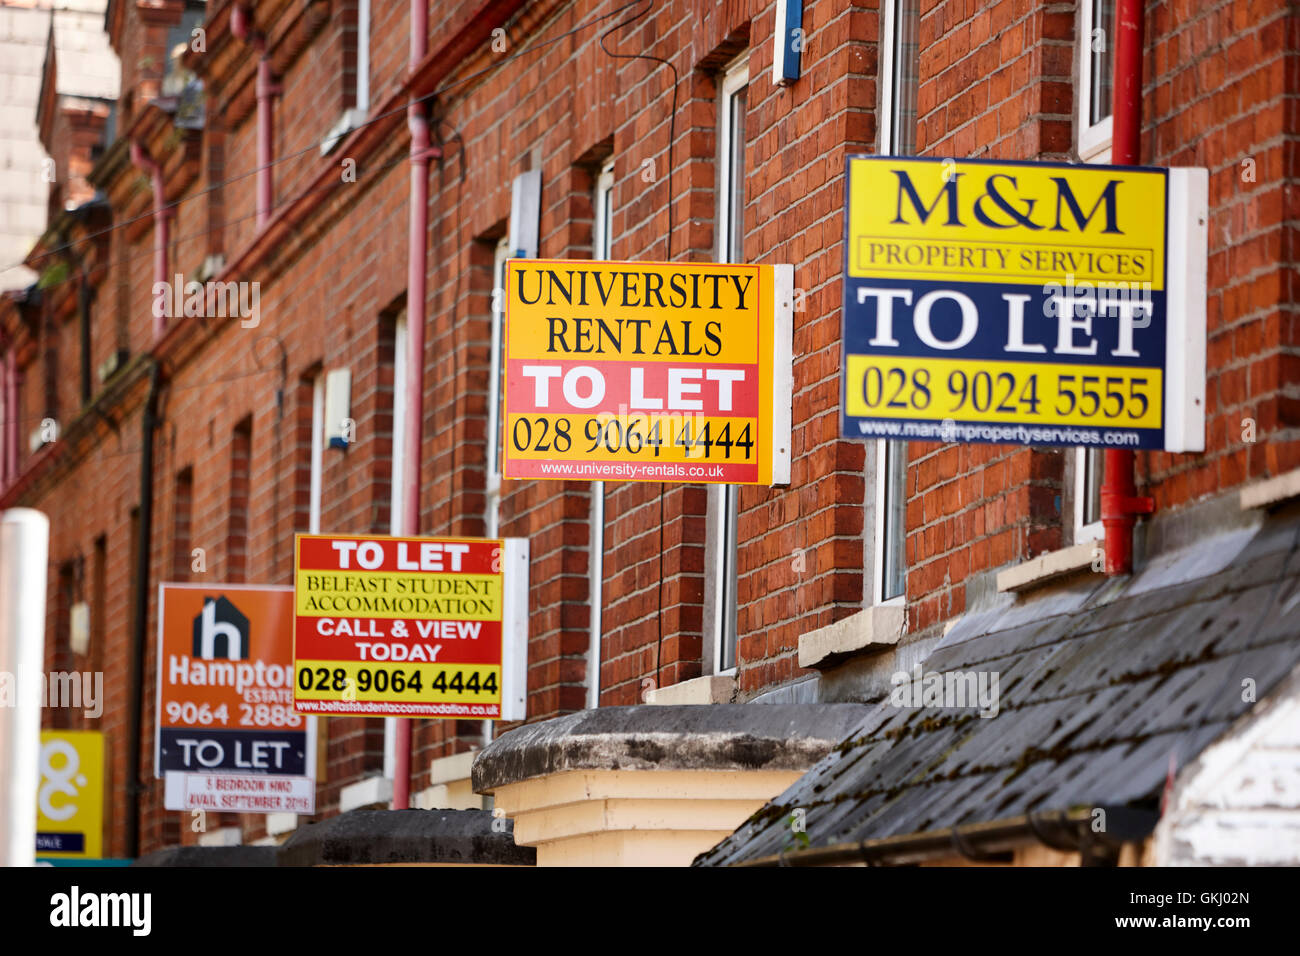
[192, 596, 250, 660]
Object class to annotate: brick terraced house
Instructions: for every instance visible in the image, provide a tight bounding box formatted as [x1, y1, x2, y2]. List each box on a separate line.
[3, 0, 1300, 866]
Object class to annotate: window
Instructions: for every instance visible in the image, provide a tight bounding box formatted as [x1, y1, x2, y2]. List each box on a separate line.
[355, 0, 371, 114]
[91, 535, 107, 680]
[1078, 0, 1114, 161]
[1076, 448, 1104, 542]
[485, 236, 510, 538]
[594, 160, 614, 261]
[172, 467, 194, 580]
[873, 0, 919, 605]
[588, 160, 614, 708]
[876, 441, 908, 601]
[705, 54, 748, 675]
[321, 0, 371, 152]
[309, 375, 325, 535]
[716, 59, 748, 265]
[228, 418, 252, 582]
[1074, 3, 1114, 538]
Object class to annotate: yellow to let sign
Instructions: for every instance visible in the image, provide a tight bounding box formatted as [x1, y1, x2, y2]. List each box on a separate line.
[841, 156, 1207, 452]
[503, 260, 793, 484]
[36, 730, 104, 859]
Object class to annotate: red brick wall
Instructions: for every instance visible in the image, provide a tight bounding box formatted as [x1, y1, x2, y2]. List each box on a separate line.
[8, 0, 1300, 856]
[733, 0, 878, 694]
[1144, 0, 1300, 498]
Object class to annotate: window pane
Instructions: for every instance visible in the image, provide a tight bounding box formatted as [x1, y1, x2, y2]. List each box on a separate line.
[891, 0, 920, 154]
[600, 191, 612, 259]
[1090, 0, 1115, 126]
[491, 242, 509, 482]
[721, 485, 739, 671]
[881, 440, 907, 601]
[727, 85, 747, 263]
[1083, 448, 1104, 526]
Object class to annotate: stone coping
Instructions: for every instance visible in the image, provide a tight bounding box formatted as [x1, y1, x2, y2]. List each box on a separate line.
[276, 808, 535, 867]
[131, 845, 277, 867]
[472, 704, 873, 794]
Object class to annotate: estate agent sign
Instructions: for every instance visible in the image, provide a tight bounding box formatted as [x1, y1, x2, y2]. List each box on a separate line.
[841, 157, 1207, 452]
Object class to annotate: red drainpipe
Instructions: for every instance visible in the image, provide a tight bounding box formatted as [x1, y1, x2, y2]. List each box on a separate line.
[5, 352, 16, 487]
[0, 343, 10, 486]
[1101, 0, 1155, 574]
[231, 4, 276, 229]
[130, 141, 168, 340]
[393, 0, 434, 811]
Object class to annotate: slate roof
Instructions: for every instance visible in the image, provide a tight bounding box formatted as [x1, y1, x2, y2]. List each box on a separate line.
[697, 506, 1300, 866]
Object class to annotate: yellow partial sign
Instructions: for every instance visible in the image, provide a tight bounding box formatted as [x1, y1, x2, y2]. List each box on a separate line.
[846, 158, 1166, 288]
[36, 730, 104, 859]
[503, 260, 793, 485]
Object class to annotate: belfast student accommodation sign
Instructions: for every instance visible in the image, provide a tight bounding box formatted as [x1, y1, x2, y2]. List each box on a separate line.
[841, 157, 1207, 451]
[504, 260, 794, 484]
[293, 534, 528, 720]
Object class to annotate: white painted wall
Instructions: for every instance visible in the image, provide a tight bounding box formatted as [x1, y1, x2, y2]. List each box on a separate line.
[1155, 662, 1300, 865]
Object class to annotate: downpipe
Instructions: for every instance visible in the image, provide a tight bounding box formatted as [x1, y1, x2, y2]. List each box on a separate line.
[1101, 0, 1155, 574]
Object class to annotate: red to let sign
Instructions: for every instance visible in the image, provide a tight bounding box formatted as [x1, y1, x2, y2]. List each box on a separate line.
[293, 534, 528, 720]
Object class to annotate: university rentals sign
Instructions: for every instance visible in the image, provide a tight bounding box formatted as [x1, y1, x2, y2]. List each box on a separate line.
[504, 260, 794, 484]
[841, 157, 1207, 451]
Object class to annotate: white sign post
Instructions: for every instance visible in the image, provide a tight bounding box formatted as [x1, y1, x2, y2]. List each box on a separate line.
[0, 508, 50, 867]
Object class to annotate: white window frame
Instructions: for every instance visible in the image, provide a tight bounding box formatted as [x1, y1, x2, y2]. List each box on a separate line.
[878, 0, 909, 156]
[390, 317, 407, 538]
[1073, 46, 1114, 542]
[873, 441, 907, 605]
[878, 0, 899, 155]
[356, 0, 371, 113]
[1075, 447, 1104, 543]
[593, 160, 615, 262]
[705, 54, 748, 677]
[587, 160, 615, 709]
[300, 372, 328, 823]
[716, 57, 749, 266]
[871, 0, 917, 607]
[1077, 0, 1114, 161]
[309, 374, 325, 535]
[485, 237, 510, 538]
[320, 0, 372, 153]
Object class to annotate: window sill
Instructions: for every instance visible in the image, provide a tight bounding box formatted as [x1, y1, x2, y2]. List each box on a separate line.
[265, 812, 298, 836]
[320, 107, 368, 155]
[197, 826, 242, 847]
[797, 604, 904, 670]
[1240, 468, 1300, 511]
[338, 774, 393, 813]
[645, 674, 735, 705]
[996, 542, 1098, 593]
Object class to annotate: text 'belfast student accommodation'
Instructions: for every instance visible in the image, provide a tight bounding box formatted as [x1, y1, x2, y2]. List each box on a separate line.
[3, 0, 1300, 867]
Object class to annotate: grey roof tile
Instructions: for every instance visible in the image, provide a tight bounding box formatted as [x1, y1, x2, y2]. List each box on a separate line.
[696, 510, 1300, 866]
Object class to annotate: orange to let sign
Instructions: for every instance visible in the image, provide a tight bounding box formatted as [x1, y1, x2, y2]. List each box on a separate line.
[293, 533, 529, 720]
[503, 260, 793, 485]
[156, 583, 315, 814]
